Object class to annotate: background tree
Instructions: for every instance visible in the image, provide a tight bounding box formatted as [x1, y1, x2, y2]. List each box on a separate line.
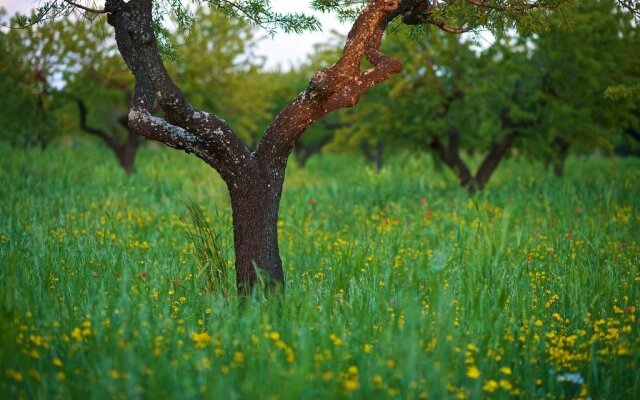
[169, 7, 272, 150]
[519, 0, 640, 176]
[55, 15, 142, 173]
[331, 29, 533, 191]
[0, 9, 63, 148]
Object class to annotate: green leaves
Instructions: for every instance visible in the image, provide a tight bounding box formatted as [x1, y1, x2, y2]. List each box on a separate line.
[199, 0, 321, 34]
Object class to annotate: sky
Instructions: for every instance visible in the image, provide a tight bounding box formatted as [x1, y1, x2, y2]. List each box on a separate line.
[0, 0, 350, 69]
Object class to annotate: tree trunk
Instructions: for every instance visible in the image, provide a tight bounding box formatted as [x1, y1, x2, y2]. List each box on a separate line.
[429, 131, 474, 188]
[229, 169, 285, 295]
[363, 139, 384, 172]
[551, 137, 570, 178]
[113, 143, 137, 174]
[114, 129, 140, 174]
[471, 134, 516, 192]
[108, 0, 403, 295]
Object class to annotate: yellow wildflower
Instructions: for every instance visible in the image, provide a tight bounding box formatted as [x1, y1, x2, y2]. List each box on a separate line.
[71, 327, 83, 341]
[7, 369, 23, 382]
[344, 378, 360, 392]
[322, 371, 334, 381]
[467, 366, 480, 379]
[499, 380, 513, 391]
[483, 380, 498, 392]
[191, 331, 212, 349]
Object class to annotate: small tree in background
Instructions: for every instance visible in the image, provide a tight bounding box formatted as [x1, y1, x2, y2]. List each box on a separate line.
[520, 0, 640, 176]
[0, 9, 62, 148]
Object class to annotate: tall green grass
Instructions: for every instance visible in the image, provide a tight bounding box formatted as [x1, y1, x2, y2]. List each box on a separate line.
[0, 145, 638, 399]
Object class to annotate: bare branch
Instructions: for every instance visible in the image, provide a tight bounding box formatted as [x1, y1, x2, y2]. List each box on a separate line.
[62, 0, 108, 14]
[433, 19, 472, 34]
[128, 109, 206, 154]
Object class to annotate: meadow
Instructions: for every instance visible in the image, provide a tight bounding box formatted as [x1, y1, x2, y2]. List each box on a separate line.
[0, 144, 638, 399]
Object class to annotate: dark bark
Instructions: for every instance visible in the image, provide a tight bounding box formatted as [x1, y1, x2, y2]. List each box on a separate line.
[362, 139, 384, 172]
[473, 133, 516, 191]
[429, 128, 474, 188]
[550, 137, 570, 178]
[229, 167, 285, 295]
[429, 128, 515, 193]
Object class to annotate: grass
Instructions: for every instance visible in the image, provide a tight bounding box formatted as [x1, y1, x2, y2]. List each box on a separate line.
[0, 144, 638, 399]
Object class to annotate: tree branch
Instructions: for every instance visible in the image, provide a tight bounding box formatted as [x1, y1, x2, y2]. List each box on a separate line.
[432, 19, 472, 34]
[626, 127, 640, 142]
[256, 0, 403, 167]
[473, 133, 515, 190]
[429, 129, 474, 187]
[106, 0, 252, 181]
[62, 0, 108, 14]
[74, 97, 119, 149]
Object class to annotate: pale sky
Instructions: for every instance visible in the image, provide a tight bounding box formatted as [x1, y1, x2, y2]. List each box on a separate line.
[0, 0, 349, 69]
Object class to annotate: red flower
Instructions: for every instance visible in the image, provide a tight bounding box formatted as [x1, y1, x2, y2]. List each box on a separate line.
[420, 197, 427, 205]
[309, 197, 316, 205]
[140, 271, 148, 278]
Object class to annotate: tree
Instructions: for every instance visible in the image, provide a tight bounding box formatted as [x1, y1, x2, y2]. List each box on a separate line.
[30, 0, 573, 294]
[519, 0, 640, 176]
[332, 29, 532, 191]
[0, 9, 62, 148]
[1, 11, 141, 170]
[56, 16, 142, 173]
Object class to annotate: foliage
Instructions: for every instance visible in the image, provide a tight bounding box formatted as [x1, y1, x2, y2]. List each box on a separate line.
[0, 9, 62, 147]
[168, 7, 272, 148]
[519, 0, 640, 160]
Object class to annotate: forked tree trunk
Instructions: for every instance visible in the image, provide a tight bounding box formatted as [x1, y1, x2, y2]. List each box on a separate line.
[229, 169, 285, 294]
[430, 129, 515, 194]
[116, 128, 141, 174]
[108, 0, 404, 294]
